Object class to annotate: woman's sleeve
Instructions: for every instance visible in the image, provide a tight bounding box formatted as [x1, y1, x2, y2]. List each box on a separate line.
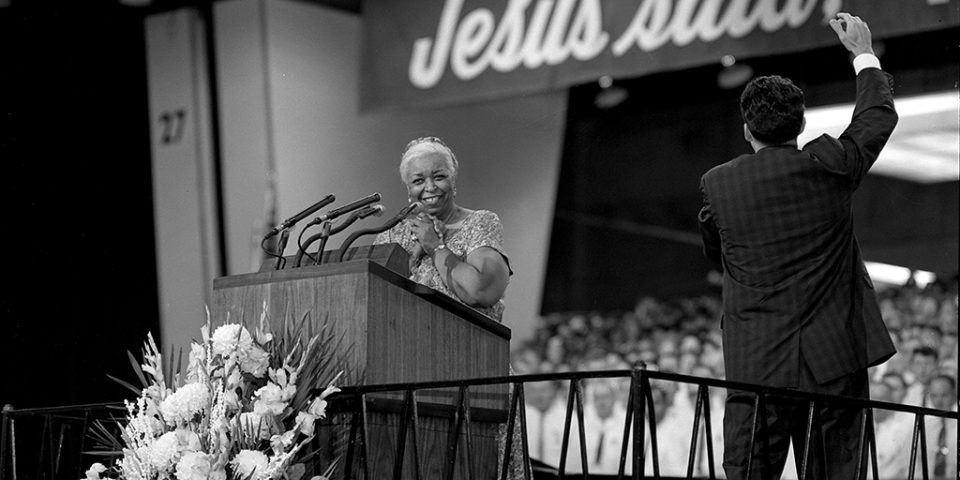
[467, 211, 513, 275]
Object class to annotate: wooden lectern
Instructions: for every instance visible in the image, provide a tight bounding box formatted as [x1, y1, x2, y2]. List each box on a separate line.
[211, 244, 512, 478]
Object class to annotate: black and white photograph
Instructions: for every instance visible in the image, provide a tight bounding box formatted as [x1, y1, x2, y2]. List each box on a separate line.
[1, 1, 957, 479]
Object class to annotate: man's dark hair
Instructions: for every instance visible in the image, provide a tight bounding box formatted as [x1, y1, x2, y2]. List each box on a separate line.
[740, 75, 805, 145]
[913, 345, 939, 360]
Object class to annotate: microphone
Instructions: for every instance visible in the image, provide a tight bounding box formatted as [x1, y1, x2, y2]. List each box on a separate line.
[328, 204, 385, 236]
[355, 204, 385, 220]
[309, 193, 381, 225]
[295, 204, 387, 268]
[265, 194, 336, 238]
[381, 201, 421, 230]
[336, 201, 422, 263]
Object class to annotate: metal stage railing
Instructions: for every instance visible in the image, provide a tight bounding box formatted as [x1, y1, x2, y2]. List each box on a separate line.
[0, 402, 123, 480]
[2, 365, 957, 480]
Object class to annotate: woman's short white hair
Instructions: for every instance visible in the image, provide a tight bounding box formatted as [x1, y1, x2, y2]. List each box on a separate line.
[399, 136, 459, 182]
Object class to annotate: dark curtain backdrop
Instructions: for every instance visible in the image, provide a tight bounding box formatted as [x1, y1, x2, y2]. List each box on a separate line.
[0, 2, 159, 410]
[543, 28, 959, 314]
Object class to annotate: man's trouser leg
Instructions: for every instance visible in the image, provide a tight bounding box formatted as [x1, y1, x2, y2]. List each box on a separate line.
[792, 366, 870, 480]
[723, 390, 792, 480]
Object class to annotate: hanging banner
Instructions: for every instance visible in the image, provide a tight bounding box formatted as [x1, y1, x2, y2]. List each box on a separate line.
[360, 0, 958, 111]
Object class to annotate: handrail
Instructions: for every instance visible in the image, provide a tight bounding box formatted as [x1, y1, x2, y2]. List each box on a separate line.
[3, 367, 957, 480]
[331, 368, 958, 420]
[1, 402, 122, 417]
[324, 366, 956, 480]
[1, 402, 120, 480]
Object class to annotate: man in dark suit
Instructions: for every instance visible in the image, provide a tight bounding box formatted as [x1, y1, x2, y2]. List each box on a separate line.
[698, 13, 898, 480]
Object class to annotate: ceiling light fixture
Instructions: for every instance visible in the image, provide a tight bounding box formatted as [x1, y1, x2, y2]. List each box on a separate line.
[717, 54, 754, 90]
[594, 75, 629, 109]
[865, 261, 936, 288]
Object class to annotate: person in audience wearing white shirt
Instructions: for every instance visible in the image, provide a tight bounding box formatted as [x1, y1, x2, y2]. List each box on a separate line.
[919, 324, 944, 352]
[582, 378, 631, 475]
[655, 379, 708, 477]
[640, 380, 674, 477]
[881, 371, 908, 404]
[912, 374, 957, 479]
[904, 346, 939, 406]
[872, 378, 916, 478]
[666, 365, 726, 478]
[523, 367, 564, 468]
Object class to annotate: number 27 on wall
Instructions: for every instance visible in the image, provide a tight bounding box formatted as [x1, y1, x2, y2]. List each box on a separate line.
[159, 109, 187, 145]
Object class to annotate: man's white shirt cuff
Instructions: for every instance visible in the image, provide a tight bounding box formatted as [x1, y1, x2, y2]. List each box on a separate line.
[853, 53, 881, 74]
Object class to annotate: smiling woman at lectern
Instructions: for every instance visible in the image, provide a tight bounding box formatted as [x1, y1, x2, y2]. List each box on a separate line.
[374, 136, 512, 321]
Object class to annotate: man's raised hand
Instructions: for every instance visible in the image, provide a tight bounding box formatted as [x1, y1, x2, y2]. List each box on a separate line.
[829, 12, 874, 57]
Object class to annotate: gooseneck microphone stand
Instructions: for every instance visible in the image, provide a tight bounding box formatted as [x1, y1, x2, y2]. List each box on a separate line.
[274, 229, 291, 270]
[295, 221, 332, 268]
[336, 202, 420, 263]
[260, 194, 337, 270]
[295, 205, 385, 267]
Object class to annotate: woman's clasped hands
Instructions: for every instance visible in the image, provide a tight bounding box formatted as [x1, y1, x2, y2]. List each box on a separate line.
[408, 213, 445, 266]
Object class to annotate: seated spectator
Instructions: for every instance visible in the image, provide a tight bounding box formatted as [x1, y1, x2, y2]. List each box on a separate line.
[880, 371, 908, 405]
[523, 365, 567, 468]
[544, 335, 566, 366]
[928, 374, 957, 412]
[511, 344, 542, 375]
[581, 378, 630, 475]
[940, 332, 958, 377]
[869, 380, 896, 424]
[904, 346, 940, 406]
[521, 274, 957, 476]
[679, 351, 700, 375]
[658, 353, 680, 375]
[913, 374, 958, 480]
[636, 379, 675, 477]
[871, 377, 916, 479]
[919, 324, 945, 352]
[654, 374, 724, 477]
[939, 296, 958, 335]
[679, 334, 702, 356]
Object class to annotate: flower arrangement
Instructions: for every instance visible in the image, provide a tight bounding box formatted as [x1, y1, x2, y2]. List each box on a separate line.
[84, 305, 343, 480]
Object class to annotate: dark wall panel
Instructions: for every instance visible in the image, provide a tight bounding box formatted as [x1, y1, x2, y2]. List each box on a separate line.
[0, 3, 159, 409]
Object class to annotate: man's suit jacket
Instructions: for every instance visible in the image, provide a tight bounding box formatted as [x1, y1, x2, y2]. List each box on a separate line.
[698, 68, 898, 387]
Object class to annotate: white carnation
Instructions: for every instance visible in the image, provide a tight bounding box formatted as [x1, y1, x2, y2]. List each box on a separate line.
[174, 428, 202, 451]
[239, 344, 270, 377]
[150, 432, 180, 469]
[211, 324, 253, 357]
[160, 383, 210, 426]
[211, 324, 271, 379]
[174, 451, 213, 480]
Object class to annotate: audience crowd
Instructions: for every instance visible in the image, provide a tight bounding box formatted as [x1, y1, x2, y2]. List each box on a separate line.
[513, 276, 958, 478]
